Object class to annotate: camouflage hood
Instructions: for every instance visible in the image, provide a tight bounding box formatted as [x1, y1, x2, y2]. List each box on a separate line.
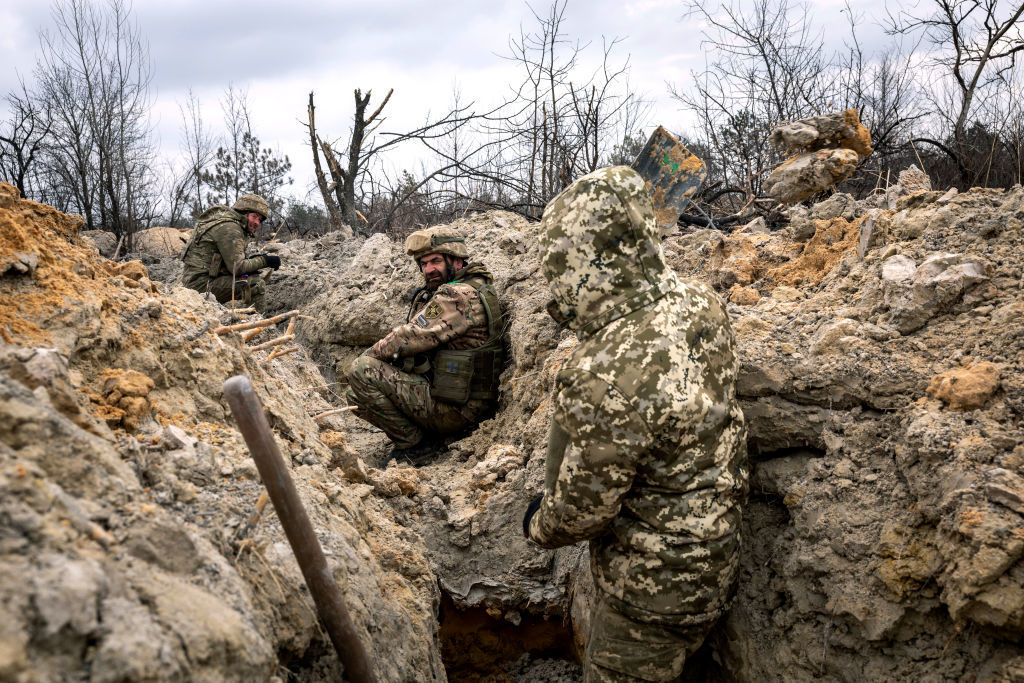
[539, 165, 675, 337]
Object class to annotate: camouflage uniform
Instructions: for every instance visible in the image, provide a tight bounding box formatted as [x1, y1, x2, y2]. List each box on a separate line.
[180, 206, 270, 308]
[526, 166, 748, 682]
[345, 262, 502, 449]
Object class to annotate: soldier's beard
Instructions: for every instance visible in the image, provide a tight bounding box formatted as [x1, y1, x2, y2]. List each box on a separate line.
[424, 270, 446, 290]
[424, 260, 454, 290]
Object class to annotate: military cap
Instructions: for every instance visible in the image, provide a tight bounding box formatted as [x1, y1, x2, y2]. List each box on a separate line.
[405, 226, 469, 260]
[232, 194, 269, 219]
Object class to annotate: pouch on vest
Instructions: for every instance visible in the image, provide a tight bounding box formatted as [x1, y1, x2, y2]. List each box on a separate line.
[431, 349, 474, 403]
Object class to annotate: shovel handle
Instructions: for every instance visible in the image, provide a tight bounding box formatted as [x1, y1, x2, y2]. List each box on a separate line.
[223, 375, 377, 683]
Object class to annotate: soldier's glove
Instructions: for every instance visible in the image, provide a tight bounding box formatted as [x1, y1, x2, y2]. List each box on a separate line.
[522, 494, 543, 539]
[262, 253, 281, 270]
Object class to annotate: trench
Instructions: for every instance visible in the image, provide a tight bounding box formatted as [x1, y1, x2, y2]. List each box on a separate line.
[437, 592, 580, 681]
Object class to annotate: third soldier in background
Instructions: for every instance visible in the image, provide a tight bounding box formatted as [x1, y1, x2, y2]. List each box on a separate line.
[180, 193, 281, 309]
[346, 226, 505, 464]
[523, 156, 748, 681]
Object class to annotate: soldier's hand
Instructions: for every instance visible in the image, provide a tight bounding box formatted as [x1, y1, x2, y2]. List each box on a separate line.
[522, 494, 543, 538]
[262, 253, 281, 270]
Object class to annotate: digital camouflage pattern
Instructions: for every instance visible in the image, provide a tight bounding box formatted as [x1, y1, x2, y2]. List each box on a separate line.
[346, 263, 498, 447]
[527, 165, 748, 680]
[584, 597, 710, 682]
[181, 206, 270, 306]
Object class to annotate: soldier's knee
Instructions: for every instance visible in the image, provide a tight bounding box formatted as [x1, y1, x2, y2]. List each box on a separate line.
[347, 356, 386, 395]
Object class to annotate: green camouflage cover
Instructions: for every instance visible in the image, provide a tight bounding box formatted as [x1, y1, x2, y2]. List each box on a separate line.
[527, 165, 749, 628]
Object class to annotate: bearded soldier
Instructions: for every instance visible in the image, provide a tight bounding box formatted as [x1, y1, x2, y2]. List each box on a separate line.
[180, 194, 281, 308]
[345, 226, 505, 463]
[522, 158, 748, 681]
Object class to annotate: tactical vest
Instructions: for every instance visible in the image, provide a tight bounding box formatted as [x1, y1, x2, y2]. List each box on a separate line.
[415, 278, 505, 404]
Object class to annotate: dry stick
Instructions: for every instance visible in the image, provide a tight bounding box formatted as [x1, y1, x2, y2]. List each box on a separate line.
[235, 490, 270, 543]
[112, 234, 125, 261]
[311, 407, 357, 420]
[266, 346, 300, 362]
[226, 306, 256, 317]
[264, 316, 300, 361]
[241, 328, 263, 343]
[250, 334, 294, 352]
[214, 309, 300, 335]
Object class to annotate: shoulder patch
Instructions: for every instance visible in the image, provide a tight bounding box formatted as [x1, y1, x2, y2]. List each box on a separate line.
[423, 300, 444, 319]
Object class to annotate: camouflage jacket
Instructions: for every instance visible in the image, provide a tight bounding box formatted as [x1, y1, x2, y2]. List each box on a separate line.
[180, 206, 267, 290]
[368, 263, 495, 362]
[527, 166, 748, 626]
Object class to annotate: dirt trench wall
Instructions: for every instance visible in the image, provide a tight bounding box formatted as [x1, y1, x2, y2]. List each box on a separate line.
[266, 190, 1024, 680]
[5, 173, 1024, 681]
[0, 182, 445, 682]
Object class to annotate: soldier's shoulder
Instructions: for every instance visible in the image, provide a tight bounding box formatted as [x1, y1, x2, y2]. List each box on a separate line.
[436, 281, 479, 300]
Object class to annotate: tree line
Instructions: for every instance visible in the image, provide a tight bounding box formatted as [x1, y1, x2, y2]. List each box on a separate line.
[2, 0, 1023, 244]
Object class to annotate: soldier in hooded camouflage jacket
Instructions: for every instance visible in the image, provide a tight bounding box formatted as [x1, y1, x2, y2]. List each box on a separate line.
[523, 166, 748, 682]
[180, 194, 280, 308]
[346, 226, 504, 461]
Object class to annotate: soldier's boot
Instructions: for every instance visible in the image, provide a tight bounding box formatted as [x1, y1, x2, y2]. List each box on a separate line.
[249, 279, 266, 311]
[345, 356, 428, 449]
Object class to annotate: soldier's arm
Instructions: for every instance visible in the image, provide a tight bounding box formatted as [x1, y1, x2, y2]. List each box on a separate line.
[212, 223, 266, 275]
[368, 284, 483, 361]
[528, 369, 650, 548]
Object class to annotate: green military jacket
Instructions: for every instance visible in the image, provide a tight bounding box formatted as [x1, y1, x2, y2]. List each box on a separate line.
[527, 166, 748, 626]
[181, 206, 267, 291]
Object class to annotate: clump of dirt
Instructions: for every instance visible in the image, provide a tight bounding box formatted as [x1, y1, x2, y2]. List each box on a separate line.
[926, 361, 1001, 410]
[95, 368, 156, 430]
[767, 215, 863, 287]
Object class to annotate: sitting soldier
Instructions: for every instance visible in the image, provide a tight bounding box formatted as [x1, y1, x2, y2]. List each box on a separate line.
[180, 193, 281, 309]
[345, 226, 505, 463]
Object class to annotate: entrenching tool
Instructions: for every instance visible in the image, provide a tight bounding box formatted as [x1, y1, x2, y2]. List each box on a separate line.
[223, 375, 377, 683]
[630, 126, 708, 231]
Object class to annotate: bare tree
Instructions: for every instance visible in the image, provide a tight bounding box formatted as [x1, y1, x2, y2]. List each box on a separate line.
[308, 87, 485, 234]
[672, 0, 832, 208]
[0, 81, 52, 198]
[179, 89, 214, 219]
[888, 0, 1024, 185]
[31, 0, 156, 241]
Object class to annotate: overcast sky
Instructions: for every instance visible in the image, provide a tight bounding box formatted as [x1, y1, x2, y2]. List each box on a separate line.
[0, 0, 889, 204]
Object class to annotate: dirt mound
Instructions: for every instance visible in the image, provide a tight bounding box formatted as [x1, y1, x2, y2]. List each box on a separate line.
[0, 182, 445, 681]
[4, 172, 1024, 681]
[260, 185, 1022, 679]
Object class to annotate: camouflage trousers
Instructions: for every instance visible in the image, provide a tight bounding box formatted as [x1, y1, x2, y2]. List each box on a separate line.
[345, 355, 489, 449]
[584, 595, 713, 683]
[205, 274, 266, 310]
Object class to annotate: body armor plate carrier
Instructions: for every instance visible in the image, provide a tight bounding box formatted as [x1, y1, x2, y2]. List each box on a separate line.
[412, 278, 506, 404]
